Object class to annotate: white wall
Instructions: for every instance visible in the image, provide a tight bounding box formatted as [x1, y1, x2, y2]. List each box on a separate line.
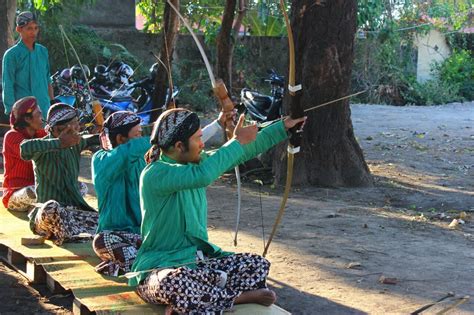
[414, 29, 451, 83]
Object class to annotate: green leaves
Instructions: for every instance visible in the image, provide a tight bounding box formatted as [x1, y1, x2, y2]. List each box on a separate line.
[18, 0, 95, 12]
[135, 0, 287, 37]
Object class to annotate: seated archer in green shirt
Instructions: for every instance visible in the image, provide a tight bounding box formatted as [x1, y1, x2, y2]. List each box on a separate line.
[21, 103, 98, 245]
[91, 109, 235, 276]
[130, 108, 305, 314]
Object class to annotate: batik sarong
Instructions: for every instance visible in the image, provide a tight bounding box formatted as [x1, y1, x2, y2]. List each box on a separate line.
[92, 230, 142, 276]
[32, 200, 98, 245]
[136, 253, 270, 314]
[7, 185, 36, 212]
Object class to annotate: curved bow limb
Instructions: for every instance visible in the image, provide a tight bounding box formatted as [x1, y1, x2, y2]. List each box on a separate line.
[262, 0, 304, 257]
[166, 1, 243, 246]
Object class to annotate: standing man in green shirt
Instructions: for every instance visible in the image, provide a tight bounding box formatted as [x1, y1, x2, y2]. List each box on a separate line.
[21, 104, 98, 245]
[131, 108, 305, 314]
[2, 11, 54, 118]
[92, 110, 234, 276]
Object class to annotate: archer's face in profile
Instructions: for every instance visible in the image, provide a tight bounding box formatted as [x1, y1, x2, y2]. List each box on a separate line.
[178, 128, 204, 164]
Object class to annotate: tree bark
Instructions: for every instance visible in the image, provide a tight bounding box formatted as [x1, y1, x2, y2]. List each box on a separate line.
[274, 0, 372, 187]
[233, 0, 247, 35]
[216, 0, 237, 97]
[151, 0, 179, 122]
[0, 0, 16, 74]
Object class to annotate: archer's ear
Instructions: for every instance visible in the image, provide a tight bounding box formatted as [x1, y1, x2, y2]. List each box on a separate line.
[50, 126, 60, 137]
[116, 134, 127, 145]
[175, 141, 185, 153]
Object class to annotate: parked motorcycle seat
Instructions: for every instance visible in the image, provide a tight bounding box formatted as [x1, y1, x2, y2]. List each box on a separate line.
[242, 90, 273, 111]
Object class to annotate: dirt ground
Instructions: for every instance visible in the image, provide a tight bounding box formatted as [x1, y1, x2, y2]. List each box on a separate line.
[0, 262, 72, 315]
[1, 102, 473, 314]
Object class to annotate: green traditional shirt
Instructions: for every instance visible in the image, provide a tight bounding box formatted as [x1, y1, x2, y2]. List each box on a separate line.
[20, 134, 98, 211]
[2, 40, 52, 118]
[129, 121, 288, 286]
[92, 137, 150, 234]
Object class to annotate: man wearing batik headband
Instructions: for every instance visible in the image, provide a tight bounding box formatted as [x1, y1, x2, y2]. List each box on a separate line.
[2, 11, 54, 118]
[2, 96, 46, 212]
[91, 110, 234, 276]
[20, 103, 99, 245]
[130, 108, 306, 314]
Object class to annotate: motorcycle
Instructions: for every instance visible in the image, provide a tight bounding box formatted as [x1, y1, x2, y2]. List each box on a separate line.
[53, 62, 179, 126]
[91, 62, 179, 125]
[238, 69, 285, 124]
[51, 65, 97, 127]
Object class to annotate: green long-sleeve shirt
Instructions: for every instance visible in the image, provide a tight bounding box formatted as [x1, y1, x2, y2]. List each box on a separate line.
[20, 134, 98, 211]
[92, 137, 150, 234]
[129, 121, 288, 286]
[2, 40, 52, 118]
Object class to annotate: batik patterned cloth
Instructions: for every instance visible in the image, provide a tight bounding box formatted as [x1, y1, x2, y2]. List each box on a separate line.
[92, 231, 142, 276]
[33, 200, 98, 245]
[46, 103, 78, 128]
[136, 253, 270, 314]
[7, 185, 36, 212]
[99, 111, 141, 150]
[146, 109, 200, 164]
[78, 182, 88, 196]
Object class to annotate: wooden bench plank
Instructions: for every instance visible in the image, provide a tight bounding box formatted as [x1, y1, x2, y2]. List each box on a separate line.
[0, 208, 291, 314]
[26, 260, 46, 284]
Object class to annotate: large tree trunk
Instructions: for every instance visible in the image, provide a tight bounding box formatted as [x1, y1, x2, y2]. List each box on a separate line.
[274, 0, 372, 187]
[216, 0, 237, 96]
[151, 0, 179, 122]
[0, 0, 16, 74]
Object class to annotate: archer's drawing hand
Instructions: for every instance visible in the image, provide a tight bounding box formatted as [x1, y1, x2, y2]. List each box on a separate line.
[234, 114, 257, 145]
[59, 125, 81, 148]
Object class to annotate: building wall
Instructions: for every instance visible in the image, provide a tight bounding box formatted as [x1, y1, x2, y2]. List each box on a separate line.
[73, 0, 288, 74]
[92, 28, 289, 78]
[76, 0, 136, 28]
[414, 29, 451, 83]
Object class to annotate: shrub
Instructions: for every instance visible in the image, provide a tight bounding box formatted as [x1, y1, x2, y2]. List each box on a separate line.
[435, 49, 474, 100]
[402, 79, 462, 105]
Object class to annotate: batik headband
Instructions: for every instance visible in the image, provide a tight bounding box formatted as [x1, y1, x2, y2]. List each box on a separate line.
[10, 96, 39, 127]
[100, 111, 141, 150]
[150, 109, 200, 149]
[46, 103, 78, 128]
[16, 11, 37, 27]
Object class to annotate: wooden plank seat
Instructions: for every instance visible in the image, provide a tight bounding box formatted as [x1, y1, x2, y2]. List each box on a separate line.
[0, 208, 290, 314]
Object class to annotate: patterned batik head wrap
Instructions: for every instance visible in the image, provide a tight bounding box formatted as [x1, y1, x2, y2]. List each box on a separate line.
[145, 108, 200, 164]
[16, 11, 37, 27]
[46, 103, 78, 129]
[10, 96, 39, 128]
[99, 111, 141, 150]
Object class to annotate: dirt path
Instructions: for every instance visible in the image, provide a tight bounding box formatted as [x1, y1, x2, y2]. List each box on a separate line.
[0, 262, 72, 314]
[204, 102, 474, 314]
[1, 102, 473, 314]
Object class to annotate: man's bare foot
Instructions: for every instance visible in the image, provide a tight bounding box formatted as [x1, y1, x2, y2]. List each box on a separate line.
[234, 288, 277, 307]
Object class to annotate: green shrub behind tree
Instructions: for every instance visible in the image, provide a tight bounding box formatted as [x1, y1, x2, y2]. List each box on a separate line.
[436, 49, 474, 100]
